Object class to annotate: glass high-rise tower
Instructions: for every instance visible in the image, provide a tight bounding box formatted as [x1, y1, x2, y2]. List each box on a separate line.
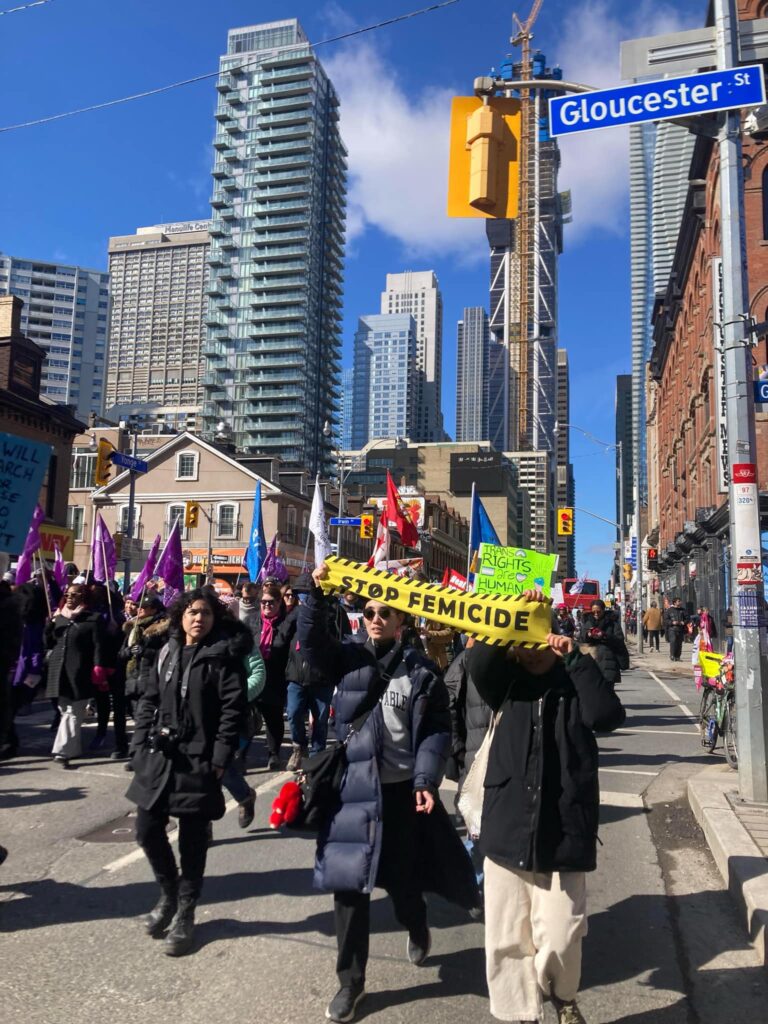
[202, 19, 347, 474]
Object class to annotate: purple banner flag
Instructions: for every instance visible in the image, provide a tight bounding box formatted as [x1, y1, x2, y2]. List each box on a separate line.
[15, 504, 45, 585]
[92, 512, 117, 583]
[258, 534, 289, 583]
[130, 533, 161, 602]
[53, 541, 68, 590]
[156, 518, 184, 606]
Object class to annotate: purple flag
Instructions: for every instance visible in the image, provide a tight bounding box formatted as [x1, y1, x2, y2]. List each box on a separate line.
[156, 518, 184, 606]
[258, 534, 289, 583]
[129, 533, 161, 603]
[92, 512, 117, 583]
[53, 541, 68, 590]
[15, 504, 45, 585]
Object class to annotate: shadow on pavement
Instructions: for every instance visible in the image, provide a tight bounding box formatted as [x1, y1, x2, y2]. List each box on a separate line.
[0, 785, 88, 809]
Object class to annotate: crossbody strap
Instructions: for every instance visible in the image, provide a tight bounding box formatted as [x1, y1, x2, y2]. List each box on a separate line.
[346, 645, 406, 742]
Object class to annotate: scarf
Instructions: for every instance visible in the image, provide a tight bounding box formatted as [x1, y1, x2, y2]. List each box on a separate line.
[260, 613, 277, 660]
[59, 604, 87, 620]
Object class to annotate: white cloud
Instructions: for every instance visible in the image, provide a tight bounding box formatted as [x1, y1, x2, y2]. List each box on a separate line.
[556, 0, 699, 243]
[324, 42, 483, 260]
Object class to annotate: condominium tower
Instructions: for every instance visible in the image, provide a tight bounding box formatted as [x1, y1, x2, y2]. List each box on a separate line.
[351, 314, 417, 449]
[381, 271, 444, 441]
[554, 348, 575, 577]
[104, 222, 210, 432]
[0, 254, 109, 421]
[201, 19, 347, 474]
[456, 306, 506, 449]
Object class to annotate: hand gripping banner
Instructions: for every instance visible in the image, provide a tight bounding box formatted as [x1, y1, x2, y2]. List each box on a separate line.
[319, 557, 551, 648]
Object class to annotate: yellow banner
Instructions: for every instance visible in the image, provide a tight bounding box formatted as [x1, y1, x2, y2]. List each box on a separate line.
[320, 557, 551, 648]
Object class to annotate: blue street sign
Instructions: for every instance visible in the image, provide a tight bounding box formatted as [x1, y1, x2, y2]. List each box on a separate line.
[754, 380, 768, 403]
[111, 450, 149, 474]
[550, 65, 766, 137]
[330, 516, 362, 527]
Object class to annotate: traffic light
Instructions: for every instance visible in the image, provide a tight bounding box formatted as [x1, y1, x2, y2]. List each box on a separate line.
[447, 96, 520, 219]
[623, 562, 633, 581]
[94, 438, 113, 486]
[360, 513, 374, 540]
[557, 508, 574, 536]
[647, 547, 659, 572]
[184, 501, 200, 530]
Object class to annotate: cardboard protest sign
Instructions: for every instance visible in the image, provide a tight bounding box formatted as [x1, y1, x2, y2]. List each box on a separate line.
[476, 544, 558, 597]
[318, 556, 551, 648]
[0, 432, 52, 555]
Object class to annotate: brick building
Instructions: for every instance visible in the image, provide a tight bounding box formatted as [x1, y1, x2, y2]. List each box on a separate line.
[647, 0, 768, 630]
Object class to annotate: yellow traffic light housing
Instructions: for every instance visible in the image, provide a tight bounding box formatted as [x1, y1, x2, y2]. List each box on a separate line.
[94, 438, 113, 487]
[447, 96, 520, 219]
[184, 501, 200, 530]
[360, 514, 374, 540]
[557, 508, 574, 536]
[623, 563, 632, 581]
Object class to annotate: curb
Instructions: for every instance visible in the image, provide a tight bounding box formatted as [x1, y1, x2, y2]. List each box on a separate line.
[687, 765, 768, 966]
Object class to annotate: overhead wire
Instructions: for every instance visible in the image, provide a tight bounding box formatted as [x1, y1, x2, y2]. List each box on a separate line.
[0, 0, 462, 134]
[0, 0, 57, 15]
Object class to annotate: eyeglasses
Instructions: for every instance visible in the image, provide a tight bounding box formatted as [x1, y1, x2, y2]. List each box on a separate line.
[261, 599, 276, 607]
[363, 607, 392, 622]
[284, 593, 295, 601]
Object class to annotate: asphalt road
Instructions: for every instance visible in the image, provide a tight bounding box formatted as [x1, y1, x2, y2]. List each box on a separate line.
[0, 658, 765, 1024]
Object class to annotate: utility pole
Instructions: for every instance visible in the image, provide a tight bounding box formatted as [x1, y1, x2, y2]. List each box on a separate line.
[206, 504, 214, 583]
[121, 432, 138, 596]
[715, 0, 768, 802]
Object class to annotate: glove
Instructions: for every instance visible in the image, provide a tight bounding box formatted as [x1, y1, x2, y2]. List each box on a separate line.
[22, 674, 42, 690]
[91, 665, 114, 692]
[130, 644, 142, 657]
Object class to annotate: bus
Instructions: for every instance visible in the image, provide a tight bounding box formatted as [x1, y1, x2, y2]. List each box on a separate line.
[561, 578, 601, 612]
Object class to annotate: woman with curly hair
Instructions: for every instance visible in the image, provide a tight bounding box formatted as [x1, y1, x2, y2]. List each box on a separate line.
[126, 588, 250, 956]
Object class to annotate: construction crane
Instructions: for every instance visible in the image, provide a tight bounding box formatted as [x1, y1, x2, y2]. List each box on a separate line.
[511, 0, 543, 448]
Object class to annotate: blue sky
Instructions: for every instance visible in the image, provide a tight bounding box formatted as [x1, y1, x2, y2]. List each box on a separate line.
[0, 0, 707, 580]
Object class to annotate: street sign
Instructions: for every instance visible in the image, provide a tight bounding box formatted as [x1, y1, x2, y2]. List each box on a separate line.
[754, 380, 768, 403]
[111, 450, 149, 474]
[210, 554, 229, 565]
[330, 516, 361, 527]
[549, 65, 766, 137]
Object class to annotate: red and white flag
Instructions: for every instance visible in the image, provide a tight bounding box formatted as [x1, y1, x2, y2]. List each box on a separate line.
[367, 513, 388, 568]
[385, 470, 420, 548]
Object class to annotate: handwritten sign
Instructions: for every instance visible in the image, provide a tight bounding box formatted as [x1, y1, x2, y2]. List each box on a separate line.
[0, 432, 51, 555]
[476, 544, 558, 596]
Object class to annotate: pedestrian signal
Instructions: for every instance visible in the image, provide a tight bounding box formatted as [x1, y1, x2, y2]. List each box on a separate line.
[647, 547, 659, 572]
[184, 501, 200, 530]
[94, 438, 113, 486]
[360, 514, 374, 540]
[447, 96, 520, 219]
[557, 508, 574, 536]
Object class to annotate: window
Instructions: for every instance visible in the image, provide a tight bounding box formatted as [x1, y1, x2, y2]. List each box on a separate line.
[70, 451, 96, 489]
[176, 451, 199, 480]
[217, 502, 238, 538]
[167, 504, 188, 540]
[67, 506, 85, 541]
[285, 505, 297, 544]
[116, 504, 140, 534]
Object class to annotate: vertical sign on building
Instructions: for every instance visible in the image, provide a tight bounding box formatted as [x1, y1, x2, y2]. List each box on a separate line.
[712, 256, 729, 493]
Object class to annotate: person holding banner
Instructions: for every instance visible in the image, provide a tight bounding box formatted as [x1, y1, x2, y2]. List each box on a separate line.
[301, 564, 478, 1024]
[467, 604, 625, 1024]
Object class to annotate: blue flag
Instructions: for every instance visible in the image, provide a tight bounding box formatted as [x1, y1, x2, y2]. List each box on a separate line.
[470, 490, 501, 555]
[244, 480, 267, 583]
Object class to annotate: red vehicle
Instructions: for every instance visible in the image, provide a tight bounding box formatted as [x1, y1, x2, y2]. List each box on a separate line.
[561, 578, 601, 612]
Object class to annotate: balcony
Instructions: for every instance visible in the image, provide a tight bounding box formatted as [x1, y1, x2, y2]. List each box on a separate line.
[210, 191, 230, 209]
[216, 72, 236, 93]
[213, 137, 232, 152]
[208, 249, 227, 267]
[209, 222, 231, 238]
[252, 260, 307, 275]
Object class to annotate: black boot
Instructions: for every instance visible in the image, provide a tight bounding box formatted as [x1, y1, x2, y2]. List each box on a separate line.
[163, 897, 196, 956]
[144, 881, 178, 938]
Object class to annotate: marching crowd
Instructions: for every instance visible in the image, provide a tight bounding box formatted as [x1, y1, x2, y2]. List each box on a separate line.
[0, 567, 635, 1024]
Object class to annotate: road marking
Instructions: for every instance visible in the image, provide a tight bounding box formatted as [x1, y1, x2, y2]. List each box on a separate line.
[601, 790, 644, 806]
[646, 669, 698, 722]
[616, 728, 699, 737]
[74, 770, 126, 780]
[599, 767, 658, 777]
[102, 772, 290, 873]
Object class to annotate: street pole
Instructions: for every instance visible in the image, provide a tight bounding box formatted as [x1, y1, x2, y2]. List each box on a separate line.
[206, 503, 214, 584]
[618, 440, 625, 609]
[336, 449, 344, 559]
[122, 432, 138, 596]
[636, 479, 645, 653]
[715, 0, 768, 802]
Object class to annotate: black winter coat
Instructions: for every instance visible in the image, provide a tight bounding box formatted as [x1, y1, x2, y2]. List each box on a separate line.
[443, 649, 491, 783]
[467, 642, 626, 873]
[578, 611, 629, 684]
[299, 591, 477, 903]
[257, 611, 295, 706]
[45, 612, 107, 701]
[286, 601, 343, 688]
[126, 622, 250, 819]
[119, 614, 169, 698]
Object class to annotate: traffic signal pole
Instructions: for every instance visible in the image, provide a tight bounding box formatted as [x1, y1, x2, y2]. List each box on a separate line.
[121, 432, 138, 596]
[715, 0, 768, 803]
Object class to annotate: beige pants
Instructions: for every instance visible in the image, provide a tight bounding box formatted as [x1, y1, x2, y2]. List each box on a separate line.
[52, 699, 89, 759]
[484, 856, 587, 1022]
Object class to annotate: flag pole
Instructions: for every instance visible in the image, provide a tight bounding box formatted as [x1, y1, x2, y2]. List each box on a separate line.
[100, 529, 113, 617]
[34, 551, 53, 618]
[466, 481, 476, 581]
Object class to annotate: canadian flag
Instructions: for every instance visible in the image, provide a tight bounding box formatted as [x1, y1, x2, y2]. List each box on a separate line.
[367, 513, 388, 567]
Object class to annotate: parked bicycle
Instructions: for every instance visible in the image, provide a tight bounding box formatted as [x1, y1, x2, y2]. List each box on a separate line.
[697, 649, 737, 769]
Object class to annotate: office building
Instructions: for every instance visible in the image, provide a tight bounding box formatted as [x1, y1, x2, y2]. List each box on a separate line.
[339, 366, 353, 450]
[0, 254, 109, 422]
[615, 374, 634, 539]
[351, 314, 417, 449]
[201, 18, 346, 474]
[456, 306, 507, 451]
[554, 348, 575, 577]
[104, 221, 210, 432]
[505, 449, 551, 553]
[381, 271, 444, 441]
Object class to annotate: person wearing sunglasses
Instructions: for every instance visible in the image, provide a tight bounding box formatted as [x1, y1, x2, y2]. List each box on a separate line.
[299, 563, 479, 1023]
[254, 583, 295, 770]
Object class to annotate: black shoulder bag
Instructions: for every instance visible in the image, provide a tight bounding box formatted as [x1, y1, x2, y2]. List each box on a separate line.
[288, 645, 404, 834]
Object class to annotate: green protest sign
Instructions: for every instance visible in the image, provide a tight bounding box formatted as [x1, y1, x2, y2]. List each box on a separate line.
[476, 544, 558, 596]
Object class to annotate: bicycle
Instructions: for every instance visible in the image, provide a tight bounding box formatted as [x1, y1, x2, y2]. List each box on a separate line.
[698, 650, 737, 769]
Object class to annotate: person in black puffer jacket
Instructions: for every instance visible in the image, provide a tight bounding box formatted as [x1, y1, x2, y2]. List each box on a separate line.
[467, 595, 625, 1024]
[117, 596, 169, 760]
[578, 599, 629, 685]
[255, 582, 295, 770]
[126, 588, 249, 957]
[299, 564, 479, 1024]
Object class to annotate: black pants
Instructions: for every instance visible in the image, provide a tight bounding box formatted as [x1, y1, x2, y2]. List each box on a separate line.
[136, 802, 210, 901]
[110, 677, 129, 751]
[648, 630, 660, 651]
[334, 780, 427, 987]
[669, 630, 684, 660]
[259, 701, 285, 758]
